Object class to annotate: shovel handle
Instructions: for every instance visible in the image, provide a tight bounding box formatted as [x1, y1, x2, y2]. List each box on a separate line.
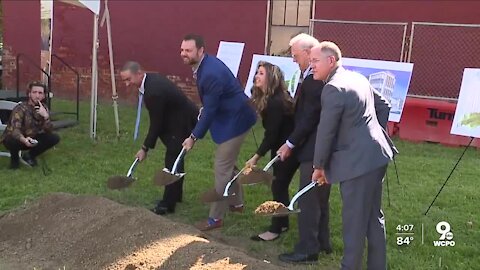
[171, 148, 187, 174]
[223, 167, 246, 197]
[263, 154, 280, 171]
[127, 158, 140, 177]
[287, 181, 317, 210]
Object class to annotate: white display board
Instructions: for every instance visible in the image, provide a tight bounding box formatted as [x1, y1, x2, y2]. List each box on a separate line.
[451, 68, 480, 138]
[216, 41, 245, 78]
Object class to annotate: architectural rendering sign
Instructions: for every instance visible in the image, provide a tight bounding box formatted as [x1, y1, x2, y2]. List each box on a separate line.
[342, 57, 414, 123]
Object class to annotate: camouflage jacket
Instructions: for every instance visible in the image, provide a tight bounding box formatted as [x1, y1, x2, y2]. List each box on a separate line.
[0, 102, 53, 143]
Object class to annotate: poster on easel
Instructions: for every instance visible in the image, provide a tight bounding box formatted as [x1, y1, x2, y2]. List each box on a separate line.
[244, 54, 300, 98]
[342, 57, 414, 123]
[450, 68, 480, 138]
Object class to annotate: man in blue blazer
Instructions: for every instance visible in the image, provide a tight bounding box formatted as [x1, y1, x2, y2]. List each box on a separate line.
[181, 34, 257, 231]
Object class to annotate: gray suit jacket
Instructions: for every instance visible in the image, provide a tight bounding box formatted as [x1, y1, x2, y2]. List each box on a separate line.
[313, 67, 396, 183]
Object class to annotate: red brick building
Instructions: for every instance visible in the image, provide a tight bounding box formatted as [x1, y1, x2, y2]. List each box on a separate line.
[2, 1, 480, 104]
[2, 0, 268, 104]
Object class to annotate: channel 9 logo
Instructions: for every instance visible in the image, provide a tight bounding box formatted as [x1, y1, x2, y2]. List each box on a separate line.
[433, 221, 455, 247]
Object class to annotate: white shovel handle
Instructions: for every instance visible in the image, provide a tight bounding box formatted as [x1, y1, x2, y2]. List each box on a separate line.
[223, 167, 246, 197]
[263, 154, 280, 171]
[171, 148, 187, 174]
[127, 158, 139, 177]
[287, 181, 317, 210]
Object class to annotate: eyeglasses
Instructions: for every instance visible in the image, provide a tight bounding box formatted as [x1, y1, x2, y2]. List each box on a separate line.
[310, 55, 336, 65]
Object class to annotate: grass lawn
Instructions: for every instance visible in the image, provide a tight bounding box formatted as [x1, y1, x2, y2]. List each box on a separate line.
[1, 99, 479, 269]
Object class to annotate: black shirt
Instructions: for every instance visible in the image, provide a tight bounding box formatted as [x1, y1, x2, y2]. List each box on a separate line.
[256, 91, 294, 157]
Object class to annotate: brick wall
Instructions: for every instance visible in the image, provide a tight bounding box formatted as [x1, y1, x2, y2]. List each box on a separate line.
[2, 1, 267, 106]
[2, 0, 41, 93]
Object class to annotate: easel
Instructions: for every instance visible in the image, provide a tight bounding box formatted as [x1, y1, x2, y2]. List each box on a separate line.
[385, 125, 401, 207]
[424, 137, 475, 215]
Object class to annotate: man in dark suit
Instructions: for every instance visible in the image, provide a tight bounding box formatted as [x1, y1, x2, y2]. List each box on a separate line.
[180, 34, 256, 231]
[310, 42, 396, 269]
[120, 61, 198, 215]
[277, 33, 332, 264]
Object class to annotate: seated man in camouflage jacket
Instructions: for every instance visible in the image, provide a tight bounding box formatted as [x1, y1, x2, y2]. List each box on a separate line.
[1, 81, 60, 169]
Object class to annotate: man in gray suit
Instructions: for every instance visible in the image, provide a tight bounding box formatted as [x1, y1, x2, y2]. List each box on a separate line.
[310, 41, 396, 269]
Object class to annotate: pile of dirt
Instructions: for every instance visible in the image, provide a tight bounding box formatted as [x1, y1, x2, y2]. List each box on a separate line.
[0, 193, 285, 270]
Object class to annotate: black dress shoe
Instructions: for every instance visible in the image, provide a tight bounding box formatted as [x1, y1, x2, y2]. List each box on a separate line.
[278, 252, 318, 264]
[156, 200, 175, 212]
[151, 205, 175, 215]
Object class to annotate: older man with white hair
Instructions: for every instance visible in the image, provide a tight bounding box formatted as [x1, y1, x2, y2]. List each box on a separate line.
[277, 33, 332, 264]
[310, 41, 396, 269]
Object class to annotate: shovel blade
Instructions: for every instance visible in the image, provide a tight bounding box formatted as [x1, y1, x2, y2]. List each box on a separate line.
[257, 206, 302, 217]
[200, 188, 227, 203]
[153, 168, 185, 186]
[269, 207, 301, 217]
[254, 201, 301, 217]
[107, 176, 135, 190]
[239, 168, 274, 185]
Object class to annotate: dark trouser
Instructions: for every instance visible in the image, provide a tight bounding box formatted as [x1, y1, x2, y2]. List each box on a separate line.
[269, 151, 299, 234]
[340, 165, 387, 270]
[160, 135, 186, 209]
[294, 161, 332, 254]
[3, 133, 60, 162]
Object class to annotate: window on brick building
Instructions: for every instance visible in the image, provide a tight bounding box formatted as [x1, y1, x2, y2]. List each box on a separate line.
[267, 0, 314, 55]
[271, 0, 313, 27]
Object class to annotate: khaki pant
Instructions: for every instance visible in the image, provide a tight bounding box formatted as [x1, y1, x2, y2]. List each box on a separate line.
[209, 130, 249, 219]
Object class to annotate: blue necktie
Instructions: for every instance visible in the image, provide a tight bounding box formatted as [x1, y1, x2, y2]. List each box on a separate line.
[133, 92, 143, 140]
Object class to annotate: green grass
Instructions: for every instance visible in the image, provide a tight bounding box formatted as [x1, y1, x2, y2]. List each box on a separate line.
[1, 99, 479, 269]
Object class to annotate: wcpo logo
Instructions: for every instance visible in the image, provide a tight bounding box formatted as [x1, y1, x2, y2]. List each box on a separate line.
[433, 221, 455, 247]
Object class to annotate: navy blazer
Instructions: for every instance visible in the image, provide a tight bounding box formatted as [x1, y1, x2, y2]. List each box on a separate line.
[192, 54, 256, 144]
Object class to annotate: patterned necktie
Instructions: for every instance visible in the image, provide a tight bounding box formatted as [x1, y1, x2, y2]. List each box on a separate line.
[133, 92, 143, 140]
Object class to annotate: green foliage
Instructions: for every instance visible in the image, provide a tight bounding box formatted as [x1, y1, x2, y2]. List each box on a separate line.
[461, 112, 480, 128]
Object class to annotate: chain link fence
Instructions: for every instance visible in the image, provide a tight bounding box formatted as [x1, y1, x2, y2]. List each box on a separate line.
[309, 19, 408, 62]
[407, 22, 480, 100]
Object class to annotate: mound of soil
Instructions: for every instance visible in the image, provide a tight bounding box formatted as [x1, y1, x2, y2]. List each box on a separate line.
[0, 193, 284, 270]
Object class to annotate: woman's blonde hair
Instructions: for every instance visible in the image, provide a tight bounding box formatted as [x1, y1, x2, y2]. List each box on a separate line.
[251, 61, 294, 115]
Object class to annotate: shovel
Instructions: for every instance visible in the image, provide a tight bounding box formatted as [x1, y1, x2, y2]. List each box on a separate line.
[153, 148, 187, 186]
[256, 181, 318, 217]
[107, 158, 139, 190]
[239, 154, 280, 186]
[223, 167, 247, 197]
[200, 166, 245, 203]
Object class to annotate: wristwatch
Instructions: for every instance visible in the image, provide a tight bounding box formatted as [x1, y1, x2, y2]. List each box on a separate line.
[189, 133, 197, 141]
[141, 145, 149, 152]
